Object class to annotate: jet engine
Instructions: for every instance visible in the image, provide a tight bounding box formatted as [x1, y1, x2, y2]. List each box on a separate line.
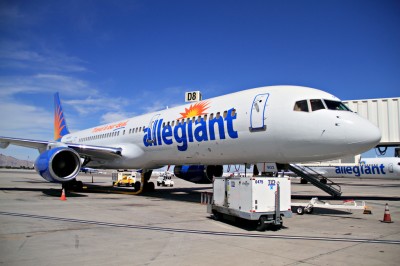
[34, 147, 81, 183]
[173, 165, 223, 184]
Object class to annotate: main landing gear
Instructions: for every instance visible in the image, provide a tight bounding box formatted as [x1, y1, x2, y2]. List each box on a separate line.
[62, 179, 83, 192]
[131, 169, 154, 194]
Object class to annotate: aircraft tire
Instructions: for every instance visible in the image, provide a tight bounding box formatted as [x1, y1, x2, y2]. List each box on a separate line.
[134, 181, 141, 191]
[146, 182, 155, 192]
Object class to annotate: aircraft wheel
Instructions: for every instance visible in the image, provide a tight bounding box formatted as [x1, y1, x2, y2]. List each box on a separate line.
[75, 181, 83, 191]
[134, 181, 141, 191]
[146, 182, 155, 192]
[296, 207, 305, 215]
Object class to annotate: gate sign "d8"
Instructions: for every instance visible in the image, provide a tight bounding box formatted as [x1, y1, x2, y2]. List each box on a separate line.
[185, 91, 202, 102]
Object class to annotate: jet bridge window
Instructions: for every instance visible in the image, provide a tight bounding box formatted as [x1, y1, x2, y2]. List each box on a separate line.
[310, 99, 325, 111]
[323, 99, 351, 111]
[294, 100, 309, 112]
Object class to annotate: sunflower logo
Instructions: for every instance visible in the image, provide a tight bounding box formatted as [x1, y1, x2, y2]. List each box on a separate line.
[54, 105, 66, 141]
[178, 101, 210, 119]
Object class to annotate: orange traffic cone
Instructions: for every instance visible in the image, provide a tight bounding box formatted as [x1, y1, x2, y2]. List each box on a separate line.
[381, 203, 392, 223]
[60, 188, 67, 201]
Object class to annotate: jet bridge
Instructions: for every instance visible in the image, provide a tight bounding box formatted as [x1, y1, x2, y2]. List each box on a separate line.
[288, 164, 342, 197]
[343, 97, 400, 149]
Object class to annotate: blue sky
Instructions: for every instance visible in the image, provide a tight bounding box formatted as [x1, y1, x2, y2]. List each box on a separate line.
[0, 0, 399, 160]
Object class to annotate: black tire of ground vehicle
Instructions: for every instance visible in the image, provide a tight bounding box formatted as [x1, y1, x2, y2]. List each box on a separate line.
[212, 211, 221, 221]
[117, 182, 121, 187]
[300, 178, 308, 184]
[256, 216, 269, 231]
[296, 207, 305, 215]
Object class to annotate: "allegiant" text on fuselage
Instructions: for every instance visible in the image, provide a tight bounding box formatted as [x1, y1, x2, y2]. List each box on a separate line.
[335, 164, 386, 176]
[143, 108, 238, 151]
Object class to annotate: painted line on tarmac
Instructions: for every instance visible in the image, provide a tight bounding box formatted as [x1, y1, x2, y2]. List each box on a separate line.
[1, 211, 399, 245]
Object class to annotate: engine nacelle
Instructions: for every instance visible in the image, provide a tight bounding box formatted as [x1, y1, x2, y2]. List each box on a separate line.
[174, 165, 223, 184]
[35, 147, 81, 183]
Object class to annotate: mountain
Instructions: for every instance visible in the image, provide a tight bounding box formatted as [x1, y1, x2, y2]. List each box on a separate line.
[0, 154, 34, 168]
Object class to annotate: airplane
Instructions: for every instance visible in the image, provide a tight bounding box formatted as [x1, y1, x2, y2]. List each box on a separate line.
[80, 167, 99, 174]
[297, 157, 400, 179]
[0, 85, 381, 193]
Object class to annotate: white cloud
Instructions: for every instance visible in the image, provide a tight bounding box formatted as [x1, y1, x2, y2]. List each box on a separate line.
[0, 40, 88, 73]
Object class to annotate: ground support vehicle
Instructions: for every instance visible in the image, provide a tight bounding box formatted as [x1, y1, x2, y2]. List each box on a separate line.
[112, 171, 141, 191]
[156, 172, 174, 187]
[292, 197, 369, 215]
[207, 176, 292, 231]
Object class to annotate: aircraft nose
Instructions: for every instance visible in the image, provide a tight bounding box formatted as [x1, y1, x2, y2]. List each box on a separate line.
[346, 118, 381, 154]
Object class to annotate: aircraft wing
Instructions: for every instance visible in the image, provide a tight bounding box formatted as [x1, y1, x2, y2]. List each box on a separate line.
[0, 136, 122, 161]
[0, 136, 48, 151]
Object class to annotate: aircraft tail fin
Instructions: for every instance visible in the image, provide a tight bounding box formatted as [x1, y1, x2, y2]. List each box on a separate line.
[54, 92, 70, 141]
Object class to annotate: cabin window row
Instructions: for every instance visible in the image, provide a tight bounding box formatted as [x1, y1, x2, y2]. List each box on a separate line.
[79, 131, 121, 142]
[77, 109, 236, 141]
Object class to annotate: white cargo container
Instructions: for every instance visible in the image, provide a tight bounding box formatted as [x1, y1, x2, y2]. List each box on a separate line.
[209, 176, 292, 230]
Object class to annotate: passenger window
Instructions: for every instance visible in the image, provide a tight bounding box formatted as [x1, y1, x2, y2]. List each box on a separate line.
[294, 100, 309, 112]
[310, 99, 325, 111]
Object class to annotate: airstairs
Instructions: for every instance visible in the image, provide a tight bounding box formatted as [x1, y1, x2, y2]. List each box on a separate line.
[288, 164, 342, 197]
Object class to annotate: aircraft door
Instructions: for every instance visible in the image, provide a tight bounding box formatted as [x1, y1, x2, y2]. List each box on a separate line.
[147, 114, 160, 144]
[389, 163, 394, 173]
[250, 93, 269, 131]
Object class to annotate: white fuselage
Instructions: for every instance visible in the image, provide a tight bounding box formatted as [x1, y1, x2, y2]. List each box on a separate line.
[303, 157, 400, 179]
[61, 86, 381, 169]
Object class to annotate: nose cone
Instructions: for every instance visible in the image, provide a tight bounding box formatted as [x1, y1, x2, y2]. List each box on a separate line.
[346, 117, 381, 154]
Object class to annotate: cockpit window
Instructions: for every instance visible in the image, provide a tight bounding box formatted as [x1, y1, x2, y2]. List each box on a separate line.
[323, 100, 351, 111]
[294, 100, 309, 112]
[310, 99, 325, 111]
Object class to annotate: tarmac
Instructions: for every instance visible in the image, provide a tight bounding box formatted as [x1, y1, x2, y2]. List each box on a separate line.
[0, 169, 399, 265]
